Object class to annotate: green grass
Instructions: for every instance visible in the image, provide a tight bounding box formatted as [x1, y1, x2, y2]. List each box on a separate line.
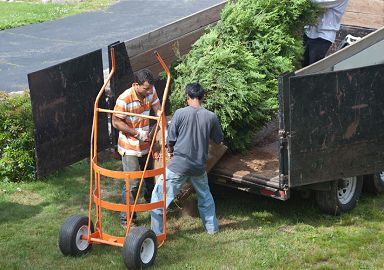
[0, 0, 116, 30]
[1, 160, 383, 269]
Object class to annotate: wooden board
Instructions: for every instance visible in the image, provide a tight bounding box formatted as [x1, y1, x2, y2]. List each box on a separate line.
[343, 0, 384, 29]
[124, 2, 226, 58]
[122, 2, 226, 77]
[129, 27, 205, 73]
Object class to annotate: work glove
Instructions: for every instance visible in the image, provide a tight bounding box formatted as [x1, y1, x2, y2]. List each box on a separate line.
[135, 130, 149, 141]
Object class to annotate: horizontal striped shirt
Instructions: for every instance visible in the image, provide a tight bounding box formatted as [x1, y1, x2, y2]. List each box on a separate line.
[114, 86, 160, 156]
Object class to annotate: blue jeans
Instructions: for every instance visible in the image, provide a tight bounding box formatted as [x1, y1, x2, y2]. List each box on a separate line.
[150, 168, 219, 235]
[120, 154, 154, 223]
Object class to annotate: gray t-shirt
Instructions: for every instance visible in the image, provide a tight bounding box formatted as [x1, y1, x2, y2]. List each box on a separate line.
[167, 106, 224, 176]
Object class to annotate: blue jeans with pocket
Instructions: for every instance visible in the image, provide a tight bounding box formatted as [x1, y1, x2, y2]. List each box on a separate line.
[150, 167, 219, 235]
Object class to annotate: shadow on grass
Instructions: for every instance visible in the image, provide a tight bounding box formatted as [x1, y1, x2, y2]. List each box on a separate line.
[39, 159, 384, 234]
[0, 201, 46, 225]
[209, 184, 384, 230]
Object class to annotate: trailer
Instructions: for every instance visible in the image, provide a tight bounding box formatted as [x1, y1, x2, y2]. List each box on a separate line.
[210, 26, 384, 214]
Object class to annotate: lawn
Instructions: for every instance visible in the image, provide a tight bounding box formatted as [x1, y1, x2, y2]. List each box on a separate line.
[0, 0, 116, 30]
[0, 159, 383, 269]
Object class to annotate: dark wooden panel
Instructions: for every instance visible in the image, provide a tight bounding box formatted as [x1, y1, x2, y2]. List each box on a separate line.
[28, 50, 108, 178]
[278, 73, 293, 132]
[288, 64, 384, 186]
[109, 42, 135, 99]
[278, 73, 293, 186]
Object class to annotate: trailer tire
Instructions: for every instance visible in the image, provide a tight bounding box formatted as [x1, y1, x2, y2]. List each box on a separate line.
[315, 176, 363, 215]
[364, 172, 384, 195]
[59, 215, 94, 256]
[122, 227, 157, 269]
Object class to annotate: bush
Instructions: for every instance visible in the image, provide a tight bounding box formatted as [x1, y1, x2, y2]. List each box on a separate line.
[0, 91, 35, 182]
[170, 0, 320, 152]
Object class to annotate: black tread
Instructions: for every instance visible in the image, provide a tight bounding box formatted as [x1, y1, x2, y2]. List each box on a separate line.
[316, 177, 363, 215]
[364, 173, 384, 195]
[123, 227, 158, 269]
[59, 215, 94, 256]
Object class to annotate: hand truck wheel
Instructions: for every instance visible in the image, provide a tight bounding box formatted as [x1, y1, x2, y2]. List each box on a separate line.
[59, 215, 94, 256]
[122, 227, 158, 269]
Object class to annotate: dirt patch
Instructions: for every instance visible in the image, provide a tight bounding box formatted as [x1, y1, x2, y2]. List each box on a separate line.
[214, 119, 279, 179]
[278, 225, 296, 234]
[10, 190, 44, 206]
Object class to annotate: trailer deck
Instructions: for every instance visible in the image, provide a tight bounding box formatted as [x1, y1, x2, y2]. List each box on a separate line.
[210, 120, 287, 199]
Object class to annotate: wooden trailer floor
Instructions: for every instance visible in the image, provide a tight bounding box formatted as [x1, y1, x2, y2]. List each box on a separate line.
[212, 119, 280, 182]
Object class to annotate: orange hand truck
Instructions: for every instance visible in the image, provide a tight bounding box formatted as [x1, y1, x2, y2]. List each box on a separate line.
[58, 49, 170, 269]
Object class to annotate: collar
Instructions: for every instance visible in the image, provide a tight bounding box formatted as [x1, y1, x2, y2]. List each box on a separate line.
[130, 85, 141, 102]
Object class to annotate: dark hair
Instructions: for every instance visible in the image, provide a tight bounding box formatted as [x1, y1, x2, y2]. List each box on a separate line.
[185, 83, 205, 100]
[134, 69, 154, 85]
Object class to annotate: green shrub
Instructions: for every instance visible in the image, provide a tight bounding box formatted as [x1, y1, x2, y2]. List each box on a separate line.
[170, 0, 320, 152]
[0, 91, 35, 182]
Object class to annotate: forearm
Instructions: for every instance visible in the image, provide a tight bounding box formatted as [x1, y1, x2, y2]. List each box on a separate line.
[112, 115, 138, 137]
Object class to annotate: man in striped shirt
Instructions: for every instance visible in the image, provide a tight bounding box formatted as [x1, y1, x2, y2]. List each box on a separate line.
[112, 69, 161, 227]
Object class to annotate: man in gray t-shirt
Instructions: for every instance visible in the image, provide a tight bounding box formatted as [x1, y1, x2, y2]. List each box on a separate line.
[150, 82, 224, 235]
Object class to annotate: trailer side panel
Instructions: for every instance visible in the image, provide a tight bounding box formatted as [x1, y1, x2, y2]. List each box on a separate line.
[287, 63, 384, 187]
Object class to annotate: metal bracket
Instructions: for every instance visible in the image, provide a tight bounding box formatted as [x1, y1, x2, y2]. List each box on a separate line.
[279, 174, 289, 188]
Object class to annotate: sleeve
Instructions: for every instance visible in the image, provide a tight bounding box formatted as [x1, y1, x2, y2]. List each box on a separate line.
[310, 0, 346, 8]
[113, 97, 127, 120]
[210, 114, 224, 144]
[166, 111, 179, 147]
[151, 87, 161, 112]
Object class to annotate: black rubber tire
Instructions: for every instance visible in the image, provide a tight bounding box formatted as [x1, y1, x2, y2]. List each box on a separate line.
[59, 215, 94, 256]
[363, 173, 384, 195]
[122, 227, 158, 269]
[315, 176, 363, 215]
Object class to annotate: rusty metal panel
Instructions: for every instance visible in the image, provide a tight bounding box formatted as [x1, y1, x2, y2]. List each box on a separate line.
[28, 49, 108, 178]
[287, 63, 384, 187]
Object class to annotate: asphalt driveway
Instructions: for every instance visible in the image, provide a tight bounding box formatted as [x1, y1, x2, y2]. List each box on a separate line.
[0, 0, 224, 92]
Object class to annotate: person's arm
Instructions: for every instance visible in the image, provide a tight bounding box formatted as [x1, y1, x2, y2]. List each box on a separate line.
[311, 0, 346, 8]
[166, 111, 179, 156]
[210, 114, 224, 144]
[112, 98, 148, 140]
[151, 86, 161, 115]
[112, 114, 138, 137]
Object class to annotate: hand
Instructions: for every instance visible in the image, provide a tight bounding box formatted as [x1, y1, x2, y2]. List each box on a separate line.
[167, 152, 174, 159]
[136, 130, 149, 141]
[152, 142, 161, 160]
[166, 144, 174, 159]
[153, 151, 161, 160]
